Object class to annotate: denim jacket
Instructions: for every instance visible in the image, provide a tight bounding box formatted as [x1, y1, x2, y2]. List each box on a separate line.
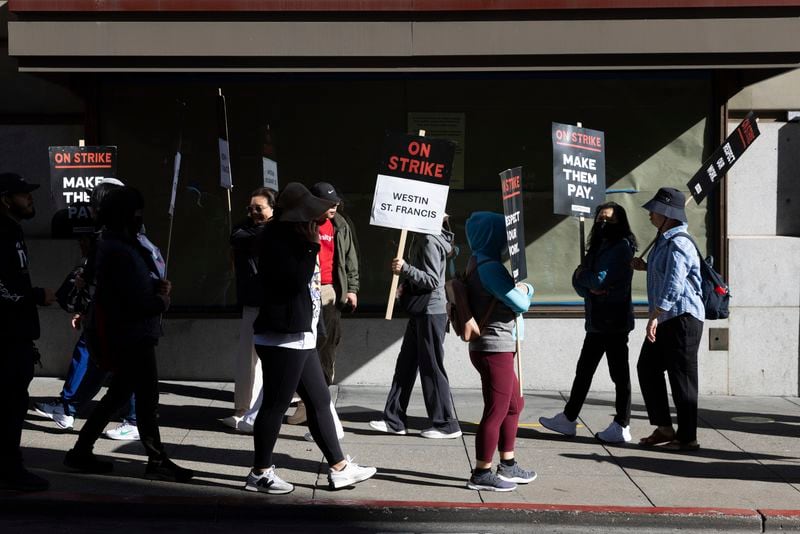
[646, 224, 704, 323]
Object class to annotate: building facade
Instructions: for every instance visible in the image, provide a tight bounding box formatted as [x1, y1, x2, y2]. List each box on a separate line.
[2, 1, 798, 394]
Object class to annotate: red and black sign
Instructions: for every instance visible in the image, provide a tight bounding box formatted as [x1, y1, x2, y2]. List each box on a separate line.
[378, 133, 455, 186]
[500, 166, 527, 282]
[687, 111, 760, 204]
[552, 123, 606, 218]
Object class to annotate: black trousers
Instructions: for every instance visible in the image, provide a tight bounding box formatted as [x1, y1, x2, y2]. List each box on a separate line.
[637, 314, 703, 443]
[564, 332, 631, 427]
[0, 340, 36, 474]
[382, 313, 460, 434]
[253, 345, 343, 469]
[75, 340, 164, 461]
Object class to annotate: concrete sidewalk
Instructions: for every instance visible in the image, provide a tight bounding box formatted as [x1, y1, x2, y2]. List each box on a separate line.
[5, 378, 800, 530]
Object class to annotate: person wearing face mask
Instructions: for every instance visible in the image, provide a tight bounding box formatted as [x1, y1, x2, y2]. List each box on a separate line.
[539, 202, 637, 444]
[0, 172, 56, 492]
[63, 186, 193, 483]
[221, 187, 276, 431]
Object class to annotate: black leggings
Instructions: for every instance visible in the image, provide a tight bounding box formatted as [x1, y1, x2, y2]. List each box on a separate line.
[253, 345, 344, 469]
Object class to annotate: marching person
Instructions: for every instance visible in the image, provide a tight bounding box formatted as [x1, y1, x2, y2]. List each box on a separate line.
[245, 182, 375, 494]
[369, 216, 461, 439]
[0, 172, 56, 492]
[463, 211, 535, 492]
[539, 202, 637, 443]
[633, 187, 704, 451]
[221, 187, 276, 432]
[63, 186, 193, 482]
[284, 182, 359, 426]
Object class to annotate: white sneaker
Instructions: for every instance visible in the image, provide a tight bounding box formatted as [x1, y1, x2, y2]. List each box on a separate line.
[420, 427, 462, 439]
[538, 412, 577, 437]
[328, 456, 377, 489]
[220, 415, 253, 434]
[368, 420, 407, 435]
[103, 421, 140, 441]
[244, 466, 294, 495]
[595, 421, 632, 444]
[34, 400, 75, 430]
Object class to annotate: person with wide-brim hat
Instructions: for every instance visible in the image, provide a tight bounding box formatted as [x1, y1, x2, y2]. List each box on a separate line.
[632, 187, 705, 452]
[244, 182, 376, 495]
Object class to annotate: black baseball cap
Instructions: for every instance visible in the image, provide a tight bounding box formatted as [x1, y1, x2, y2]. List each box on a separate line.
[310, 182, 342, 204]
[0, 173, 40, 195]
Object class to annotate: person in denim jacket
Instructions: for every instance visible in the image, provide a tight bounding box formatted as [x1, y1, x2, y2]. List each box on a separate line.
[632, 187, 704, 451]
[539, 202, 636, 444]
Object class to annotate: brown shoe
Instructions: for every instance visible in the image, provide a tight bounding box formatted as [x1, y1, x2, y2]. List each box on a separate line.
[663, 439, 700, 452]
[638, 427, 675, 447]
[286, 401, 307, 425]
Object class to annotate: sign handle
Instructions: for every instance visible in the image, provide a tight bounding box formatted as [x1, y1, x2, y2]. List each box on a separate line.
[384, 129, 426, 321]
[578, 216, 586, 264]
[515, 317, 524, 397]
[385, 228, 408, 320]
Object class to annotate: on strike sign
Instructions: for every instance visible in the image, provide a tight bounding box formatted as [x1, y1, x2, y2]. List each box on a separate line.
[552, 123, 606, 217]
[370, 133, 455, 235]
[49, 145, 118, 212]
[500, 166, 527, 282]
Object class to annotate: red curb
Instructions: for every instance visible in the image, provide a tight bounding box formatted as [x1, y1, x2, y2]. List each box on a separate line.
[760, 509, 800, 517]
[3, 490, 771, 518]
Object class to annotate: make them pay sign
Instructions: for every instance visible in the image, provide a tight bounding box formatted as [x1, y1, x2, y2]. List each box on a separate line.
[370, 133, 455, 235]
[49, 146, 118, 208]
[552, 123, 606, 217]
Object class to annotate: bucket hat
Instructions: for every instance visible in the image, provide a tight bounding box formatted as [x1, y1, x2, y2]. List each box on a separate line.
[642, 187, 687, 223]
[277, 182, 336, 222]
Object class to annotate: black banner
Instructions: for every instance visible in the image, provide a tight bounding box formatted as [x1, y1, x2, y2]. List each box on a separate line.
[687, 111, 760, 204]
[378, 132, 455, 186]
[552, 122, 606, 218]
[500, 166, 527, 282]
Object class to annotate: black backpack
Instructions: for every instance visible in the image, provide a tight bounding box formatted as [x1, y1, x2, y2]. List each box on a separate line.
[670, 232, 731, 320]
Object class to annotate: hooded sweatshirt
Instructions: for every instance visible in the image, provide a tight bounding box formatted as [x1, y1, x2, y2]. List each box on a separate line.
[400, 227, 454, 315]
[465, 212, 533, 353]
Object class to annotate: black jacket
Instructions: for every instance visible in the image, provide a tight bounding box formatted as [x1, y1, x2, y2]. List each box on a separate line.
[253, 221, 319, 335]
[0, 215, 45, 341]
[230, 220, 266, 307]
[93, 230, 167, 346]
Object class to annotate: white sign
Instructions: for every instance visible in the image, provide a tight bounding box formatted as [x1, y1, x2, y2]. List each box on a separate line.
[262, 157, 279, 190]
[370, 174, 449, 234]
[218, 138, 232, 190]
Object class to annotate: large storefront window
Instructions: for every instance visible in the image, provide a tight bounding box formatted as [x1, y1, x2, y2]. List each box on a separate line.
[97, 72, 714, 312]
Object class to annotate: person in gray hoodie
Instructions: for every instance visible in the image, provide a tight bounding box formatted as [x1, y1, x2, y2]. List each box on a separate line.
[369, 218, 462, 439]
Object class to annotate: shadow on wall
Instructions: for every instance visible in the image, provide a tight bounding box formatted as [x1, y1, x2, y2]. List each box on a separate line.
[777, 121, 800, 237]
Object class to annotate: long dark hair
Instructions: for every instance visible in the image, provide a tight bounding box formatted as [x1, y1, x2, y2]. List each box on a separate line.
[586, 201, 637, 253]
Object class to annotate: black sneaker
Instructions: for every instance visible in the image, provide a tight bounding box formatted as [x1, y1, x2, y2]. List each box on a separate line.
[145, 458, 194, 483]
[64, 449, 114, 474]
[0, 467, 50, 492]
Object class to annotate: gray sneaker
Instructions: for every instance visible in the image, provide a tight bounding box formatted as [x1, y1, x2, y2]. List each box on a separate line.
[467, 470, 517, 492]
[244, 467, 294, 495]
[497, 462, 537, 484]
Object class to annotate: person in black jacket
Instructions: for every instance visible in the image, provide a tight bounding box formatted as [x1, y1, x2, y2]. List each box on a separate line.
[221, 187, 275, 431]
[0, 172, 55, 492]
[244, 182, 376, 495]
[63, 186, 193, 483]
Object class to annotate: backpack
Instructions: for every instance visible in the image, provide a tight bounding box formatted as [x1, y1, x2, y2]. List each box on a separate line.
[670, 232, 731, 320]
[445, 258, 497, 341]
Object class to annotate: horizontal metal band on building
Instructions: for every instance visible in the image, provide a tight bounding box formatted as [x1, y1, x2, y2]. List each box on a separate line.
[8, 18, 800, 72]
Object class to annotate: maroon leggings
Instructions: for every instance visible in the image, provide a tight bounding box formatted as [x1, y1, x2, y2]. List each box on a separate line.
[469, 350, 524, 463]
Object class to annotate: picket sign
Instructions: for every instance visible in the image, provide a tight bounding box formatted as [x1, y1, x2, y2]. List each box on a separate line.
[384, 129, 426, 320]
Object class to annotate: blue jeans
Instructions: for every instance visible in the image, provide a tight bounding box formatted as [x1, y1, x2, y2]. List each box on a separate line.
[60, 335, 136, 424]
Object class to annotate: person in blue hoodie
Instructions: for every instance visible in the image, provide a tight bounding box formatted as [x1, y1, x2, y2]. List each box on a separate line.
[370, 217, 462, 439]
[539, 202, 637, 444]
[463, 212, 535, 492]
